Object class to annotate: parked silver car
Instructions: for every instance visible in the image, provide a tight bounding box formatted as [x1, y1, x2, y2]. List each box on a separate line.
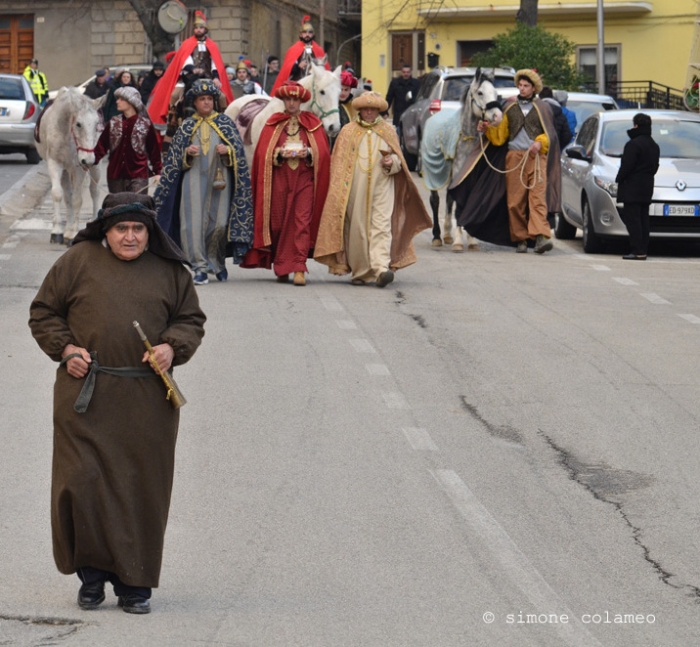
[558, 109, 700, 252]
[0, 74, 41, 164]
[399, 66, 516, 170]
[560, 91, 618, 135]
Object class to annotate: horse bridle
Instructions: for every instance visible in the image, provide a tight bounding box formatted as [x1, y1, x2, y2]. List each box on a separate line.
[308, 83, 339, 120]
[471, 92, 500, 117]
[70, 115, 103, 161]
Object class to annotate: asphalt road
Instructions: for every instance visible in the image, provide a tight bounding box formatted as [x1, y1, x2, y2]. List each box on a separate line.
[1, 162, 700, 646]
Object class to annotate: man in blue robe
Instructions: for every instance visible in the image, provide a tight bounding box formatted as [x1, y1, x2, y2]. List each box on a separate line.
[155, 79, 253, 284]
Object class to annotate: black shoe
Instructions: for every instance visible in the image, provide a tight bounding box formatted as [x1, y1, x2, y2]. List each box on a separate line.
[78, 581, 105, 610]
[376, 270, 394, 288]
[622, 253, 647, 260]
[118, 594, 151, 614]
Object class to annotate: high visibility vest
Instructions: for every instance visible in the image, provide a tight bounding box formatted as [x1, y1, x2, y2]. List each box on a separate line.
[23, 67, 48, 101]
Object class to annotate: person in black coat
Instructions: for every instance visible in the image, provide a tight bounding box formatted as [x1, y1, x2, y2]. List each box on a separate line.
[615, 113, 660, 260]
[385, 64, 421, 127]
[139, 61, 165, 105]
[539, 86, 572, 148]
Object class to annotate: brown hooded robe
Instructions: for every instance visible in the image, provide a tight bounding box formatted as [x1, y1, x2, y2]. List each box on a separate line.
[29, 240, 205, 587]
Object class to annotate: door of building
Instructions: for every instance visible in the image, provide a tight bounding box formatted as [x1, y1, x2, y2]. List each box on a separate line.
[391, 32, 425, 73]
[0, 14, 34, 74]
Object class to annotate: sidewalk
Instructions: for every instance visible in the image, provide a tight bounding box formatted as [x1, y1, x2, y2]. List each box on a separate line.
[1, 161, 110, 243]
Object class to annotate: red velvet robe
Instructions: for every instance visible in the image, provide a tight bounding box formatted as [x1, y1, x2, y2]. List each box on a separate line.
[271, 40, 329, 95]
[148, 36, 234, 127]
[242, 111, 330, 273]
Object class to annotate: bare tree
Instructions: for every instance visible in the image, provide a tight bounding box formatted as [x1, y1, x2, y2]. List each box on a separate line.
[516, 0, 538, 27]
[128, 0, 176, 59]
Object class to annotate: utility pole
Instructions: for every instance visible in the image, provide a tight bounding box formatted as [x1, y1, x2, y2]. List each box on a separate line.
[319, 0, 325, 49]
[597, 0, 606, 94]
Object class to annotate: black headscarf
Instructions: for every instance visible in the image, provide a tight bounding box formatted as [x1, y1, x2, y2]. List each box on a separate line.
[72, 192, 189, 264]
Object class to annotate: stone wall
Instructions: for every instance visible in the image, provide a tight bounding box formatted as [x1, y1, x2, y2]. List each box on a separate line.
[0, 0, 357, 88]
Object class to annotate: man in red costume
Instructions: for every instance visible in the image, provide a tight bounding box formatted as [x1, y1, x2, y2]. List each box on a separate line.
[242, 81, 331, 286]
[271, 15, 330, 95]
[148, 11, 233, 129]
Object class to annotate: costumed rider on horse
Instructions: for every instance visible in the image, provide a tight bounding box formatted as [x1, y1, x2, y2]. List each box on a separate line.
[271, 15, 330, 95]
[148, 10, 234, 135]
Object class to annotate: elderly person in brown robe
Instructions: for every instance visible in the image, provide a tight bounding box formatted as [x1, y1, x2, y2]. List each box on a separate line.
[29, 193, 206, 615]
[314, 91, 431, 287]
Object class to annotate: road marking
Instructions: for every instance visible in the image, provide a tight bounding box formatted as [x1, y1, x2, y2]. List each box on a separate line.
[2, 238, 19, 249]
[402, 427, 438, 451]
[590, 264, 610, 271]
[0, 254, 11, 261]
[321, 298, 344, 312]
[382, 392, 409, 409]
[349, 338, 376, 353]
[431, 469, 603, 647]
[10, 218, 53, 231]
[678, 314, 700, 324]
[365, 363, 390, 376]
[640, 293, 670, 305]
[336, 320, 357, 330]
[613, 277, 638, 286]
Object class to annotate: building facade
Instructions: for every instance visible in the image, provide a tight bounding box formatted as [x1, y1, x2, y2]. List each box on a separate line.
[0, 0, 358, 90]
[362, 0, 697, 96]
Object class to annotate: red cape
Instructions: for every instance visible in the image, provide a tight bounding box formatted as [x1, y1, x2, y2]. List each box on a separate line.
[242, 111, 330, 268]
[148, 36, 234, 126]
[271, 40, 329, 95]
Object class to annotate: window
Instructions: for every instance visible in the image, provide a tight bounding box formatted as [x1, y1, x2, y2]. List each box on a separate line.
[577, 45, 620, 95]
[576, 116, 599, 157]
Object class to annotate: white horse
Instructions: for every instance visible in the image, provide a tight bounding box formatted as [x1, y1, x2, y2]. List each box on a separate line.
[35, 87, 104, 245]
[420, 69, 503, 251]
[225, 62, 342, 163]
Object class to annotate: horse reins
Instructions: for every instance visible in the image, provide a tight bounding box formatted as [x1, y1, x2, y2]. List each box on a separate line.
[308, 83, 339, 121]
[470, 90, 544, 190]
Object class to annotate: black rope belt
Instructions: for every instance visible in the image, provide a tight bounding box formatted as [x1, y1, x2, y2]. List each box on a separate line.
[60, 351, 158, 413]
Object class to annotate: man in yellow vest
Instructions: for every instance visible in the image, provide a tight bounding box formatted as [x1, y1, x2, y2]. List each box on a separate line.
[23, 58, 49, 106]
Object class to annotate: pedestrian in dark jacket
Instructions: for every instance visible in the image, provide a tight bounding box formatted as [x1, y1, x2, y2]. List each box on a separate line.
[615, 113, 660, 260]
[540, 87, 572, 148]
[139, 61, 165, 105]
[83, 69, 110, 100]
[385, 64, 421, 127]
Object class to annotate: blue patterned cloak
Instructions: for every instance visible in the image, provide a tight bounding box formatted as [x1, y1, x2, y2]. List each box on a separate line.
[155, 112, 254, 264]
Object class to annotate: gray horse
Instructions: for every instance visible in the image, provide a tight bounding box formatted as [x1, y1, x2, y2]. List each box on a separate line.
[420, 69, 503, 251]
[35, 87, 104, 245]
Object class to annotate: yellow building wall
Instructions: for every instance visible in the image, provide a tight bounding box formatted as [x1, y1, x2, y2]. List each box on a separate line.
[362, 0, 697, 96]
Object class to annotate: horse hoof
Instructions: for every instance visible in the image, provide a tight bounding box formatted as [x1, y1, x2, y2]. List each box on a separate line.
[468, 244, 480, 251]
[452, 244, 464, 253]
[431, 239, 443, 248]
[50, 234, 64, 245]
[443, 236, 454, 245]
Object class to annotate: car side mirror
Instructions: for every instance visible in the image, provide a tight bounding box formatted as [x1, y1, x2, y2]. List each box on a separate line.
[566, 145, 592, 162]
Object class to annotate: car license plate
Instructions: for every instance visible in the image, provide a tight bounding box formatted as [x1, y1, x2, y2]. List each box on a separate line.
[663, 204, 699, 216]
[0, 107, 7, 117]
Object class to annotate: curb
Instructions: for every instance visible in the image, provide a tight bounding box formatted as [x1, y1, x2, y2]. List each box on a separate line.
[0, 162, 52, 243]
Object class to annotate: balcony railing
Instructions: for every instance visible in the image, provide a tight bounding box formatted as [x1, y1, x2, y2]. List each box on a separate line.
[583, 80, 687, 111]
[338, 0, 361, 16]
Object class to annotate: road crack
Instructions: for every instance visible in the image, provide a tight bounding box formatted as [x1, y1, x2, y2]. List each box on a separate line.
[540, 431, 700, 601]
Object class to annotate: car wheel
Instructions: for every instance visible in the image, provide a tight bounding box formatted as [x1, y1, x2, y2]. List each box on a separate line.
[582, 199, 604, 253]
[554, 212, 577, 240]
[400, 131, 418, 172]
[26, 148, 41, 165]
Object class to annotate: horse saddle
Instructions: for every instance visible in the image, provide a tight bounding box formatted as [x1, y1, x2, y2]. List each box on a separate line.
[236, 99, 269, 146]
[34, 99, 54, 143]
